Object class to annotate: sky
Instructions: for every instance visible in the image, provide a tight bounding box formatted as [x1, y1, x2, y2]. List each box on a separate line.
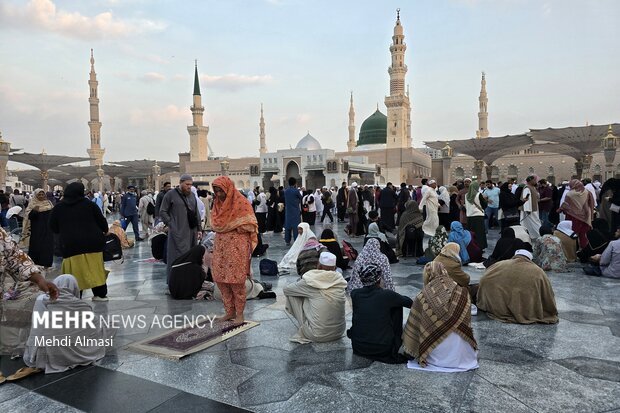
[1, 0, 619, 168]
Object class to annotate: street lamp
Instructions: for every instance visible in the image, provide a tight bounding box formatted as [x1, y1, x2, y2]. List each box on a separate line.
[602, 125, 618, 180]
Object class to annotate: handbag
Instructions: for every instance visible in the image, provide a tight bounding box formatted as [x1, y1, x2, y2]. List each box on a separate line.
[503, 207, 520, 220]
[259, 258, 279, 276]
[176, 189, 199, 229]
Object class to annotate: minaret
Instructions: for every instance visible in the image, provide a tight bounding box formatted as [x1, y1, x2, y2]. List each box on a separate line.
[87, 49, 105, 166]
[477, 71, 489, 138]
[188, 61, 209, 161]
[347, 92, 356, 152]
[385, 9, 411, 149]
[259, 103, 267, 154]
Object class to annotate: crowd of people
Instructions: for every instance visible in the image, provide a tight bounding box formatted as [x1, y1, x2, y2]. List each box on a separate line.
[1, 174, 619, 383]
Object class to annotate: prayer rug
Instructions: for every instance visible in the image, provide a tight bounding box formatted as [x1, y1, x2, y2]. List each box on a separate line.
[128, 320, 259, 360]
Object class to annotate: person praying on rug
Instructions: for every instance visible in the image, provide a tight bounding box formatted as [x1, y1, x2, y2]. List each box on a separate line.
[402, 261, 478, 372]
[210, 176, 258, 324]
[283, 252, 348, 343]
[23, 275, 110, 374]
[279, 223, 315, 272]
[347, 263, 413, 364]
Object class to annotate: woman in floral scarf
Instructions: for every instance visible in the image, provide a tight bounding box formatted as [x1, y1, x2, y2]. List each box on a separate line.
[347, 238, 394, 293]
[211, 176, 258, 324]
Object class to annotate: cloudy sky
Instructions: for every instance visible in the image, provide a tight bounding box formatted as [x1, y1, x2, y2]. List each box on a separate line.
[1, 0, 619, 167]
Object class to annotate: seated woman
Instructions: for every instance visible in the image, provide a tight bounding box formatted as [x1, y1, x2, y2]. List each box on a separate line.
[169, 244, 207, 299]
[477, 249, 559, 324]
[554, 220, 578, 262]
[347, 263, 413, 364]
[296, 236, 326, 277]
[402, 261, 478, 372]
[0, 227, 58, 382]
[510, 225, 532, 244]
[109, 220, 134, 249]
[347, 238, 394, 293]
[365, 222, 398, 264]
[577, 218, 611, 263]
[23, 274, 109, 374]
[433, 243, 470, 288]
[425, 225, 448, 260]
[533, 226, 567, 272]
[396, 200, 424, 258]
[319, 228, 349, 272]
[278, 222, 315, 272]
[584, 226, 620, 278]
[484, 228, 520, 268]
[448, 222, 480, 264]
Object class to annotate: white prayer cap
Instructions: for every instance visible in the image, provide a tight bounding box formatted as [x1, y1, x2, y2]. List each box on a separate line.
[319, 251, 337, 267]
[351, 182, 358, 188]
[464, 178, 472, 182]
[514, 249, 533, 260]
[6, 206, 22, 219]
[428, 179, 436, 185]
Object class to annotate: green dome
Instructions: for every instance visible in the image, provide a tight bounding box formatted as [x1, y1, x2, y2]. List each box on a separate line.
[357, 109, 387, 146]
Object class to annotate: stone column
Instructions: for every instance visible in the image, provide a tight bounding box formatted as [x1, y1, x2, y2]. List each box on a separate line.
[97, 167, 105, 193]
[574, 160, 584, 179]
[602, 125, 618, 180]
[0, 133, 10, 192]
[40, 170, 49, 192]
[473, 160, 484, 181]
[581, 154, 593, 180]
[220, 160, 230, 176]
[485, 165, 493, 181]
[152, 163, 161, 192]
[440, 144, 453, 186]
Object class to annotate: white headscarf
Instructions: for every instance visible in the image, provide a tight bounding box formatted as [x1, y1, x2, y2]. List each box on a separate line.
[556, 220, 574, 237]
[438, 186, 450, 205]
[191, 186, 206, 220]
[278, 222, 316, 270]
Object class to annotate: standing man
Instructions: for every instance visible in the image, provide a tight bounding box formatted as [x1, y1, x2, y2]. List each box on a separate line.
[284, 177, 303, 246]
[521, 175, 542, 241]
[160, 175, 201, 282]
[155, 181, 171, 220]
[120, 185, 143, 241]
[537, 179, 553, 228]
[483, 180, 500, 231]
[138, 190, 155, 238]
[396, 183, 410, 225]
[347, 182, 359, 236]
[336, 182, 348, 222]
[379, 182, 398, 231]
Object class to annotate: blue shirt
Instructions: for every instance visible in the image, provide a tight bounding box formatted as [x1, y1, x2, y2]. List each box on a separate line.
[283, 186, 302, 228]
[120, 192, 138, 216]
[483, 187, 500, 209]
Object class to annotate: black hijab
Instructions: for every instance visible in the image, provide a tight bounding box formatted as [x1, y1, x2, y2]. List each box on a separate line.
[61, 182, 86, 205]
[490, 227, 520, 261]
[587, 218, 611, 250]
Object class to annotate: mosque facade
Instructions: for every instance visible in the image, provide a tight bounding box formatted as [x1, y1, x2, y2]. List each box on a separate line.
[179, 11, 432, 189]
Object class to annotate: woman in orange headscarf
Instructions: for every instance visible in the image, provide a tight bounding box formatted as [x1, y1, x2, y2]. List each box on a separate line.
[211, 176, 258, 324]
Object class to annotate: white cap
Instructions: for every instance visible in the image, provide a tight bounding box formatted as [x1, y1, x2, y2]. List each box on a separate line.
[428, 179, 436, 185]
[514, 249, 533, 260]
[319, 251, 337, 267]
[351, 182, 358, 188]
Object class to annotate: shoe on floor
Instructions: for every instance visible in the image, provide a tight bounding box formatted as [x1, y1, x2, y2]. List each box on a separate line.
[6, 367, 42, 382]
[470, 304, 478, 316]
[92, 296, 109, 302]
[136, 237, 145, 241]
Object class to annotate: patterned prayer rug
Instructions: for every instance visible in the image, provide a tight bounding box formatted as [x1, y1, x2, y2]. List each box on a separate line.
[128, 320, 259, 360]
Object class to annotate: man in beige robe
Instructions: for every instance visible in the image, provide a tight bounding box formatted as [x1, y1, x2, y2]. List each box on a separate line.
[283, 252, 347, 343]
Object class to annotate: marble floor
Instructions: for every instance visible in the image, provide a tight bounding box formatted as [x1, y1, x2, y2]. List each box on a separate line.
[1, 217, 619, 413]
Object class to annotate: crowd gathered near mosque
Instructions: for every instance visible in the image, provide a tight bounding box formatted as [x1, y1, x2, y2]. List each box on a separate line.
[0, 173, 619, 382]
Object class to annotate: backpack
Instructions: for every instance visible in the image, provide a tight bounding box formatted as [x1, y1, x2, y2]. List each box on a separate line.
[259, 258, 279, 276]
[103, 233, 123, 262]
[146, 201, 155, 215]
[342, 240, 358, 261]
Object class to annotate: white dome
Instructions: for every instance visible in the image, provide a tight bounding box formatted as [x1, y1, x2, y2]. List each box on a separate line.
[295, 133, 322, 150]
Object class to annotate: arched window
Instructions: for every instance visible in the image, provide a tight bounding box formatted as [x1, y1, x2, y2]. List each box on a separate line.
[454, 167, 464, 180]
[507, 165, 518, 178]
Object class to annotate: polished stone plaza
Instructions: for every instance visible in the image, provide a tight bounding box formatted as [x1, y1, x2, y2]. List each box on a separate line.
[1, 218, 619, 413]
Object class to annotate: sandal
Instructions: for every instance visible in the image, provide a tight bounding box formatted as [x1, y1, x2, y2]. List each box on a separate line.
[6, 367, 42, 382]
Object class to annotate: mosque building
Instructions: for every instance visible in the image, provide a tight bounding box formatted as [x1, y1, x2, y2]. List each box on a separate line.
[179, 10, 432, 189]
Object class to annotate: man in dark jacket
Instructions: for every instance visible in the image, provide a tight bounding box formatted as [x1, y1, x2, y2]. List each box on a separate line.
[378, 183, 398, 231]
[155, 181, 171, 220]
[347, 263, 412, 364]
[396, 182, 410, 225]
[120, 185, 143, 241]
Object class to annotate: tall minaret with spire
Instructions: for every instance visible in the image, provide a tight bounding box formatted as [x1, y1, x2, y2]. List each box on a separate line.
[188, 61, 209, 161]
[477, 71, 489, 138]
[347, 92, 356, 152]
[87, 49, 105, 166]
[259, 103, 267, 154]
[385, 9, 411, 149]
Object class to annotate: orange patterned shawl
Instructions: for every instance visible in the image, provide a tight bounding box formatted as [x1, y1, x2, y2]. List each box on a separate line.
[211, 176, 258, 251]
